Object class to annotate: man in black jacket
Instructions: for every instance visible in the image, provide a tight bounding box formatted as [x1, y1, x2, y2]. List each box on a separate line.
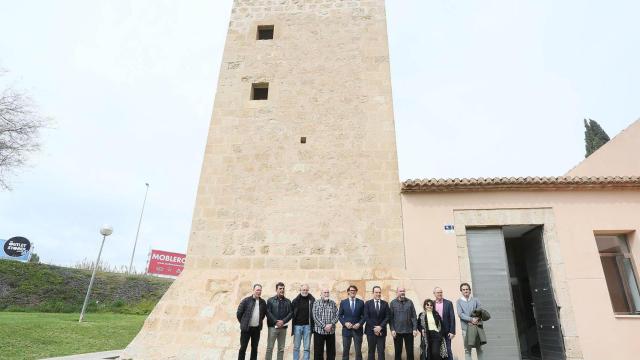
[236, 284, 267, 360]
[266, 282, 293, 360]
[291, 284, 315, 360]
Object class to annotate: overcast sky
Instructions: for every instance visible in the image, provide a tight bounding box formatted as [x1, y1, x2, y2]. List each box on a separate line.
[0, 0, 638, 270]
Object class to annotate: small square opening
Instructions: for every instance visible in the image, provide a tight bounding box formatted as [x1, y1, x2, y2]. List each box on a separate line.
[257, 25, 274, 40]
[251, 83, 269, 100]
[300, 137, 307, 144]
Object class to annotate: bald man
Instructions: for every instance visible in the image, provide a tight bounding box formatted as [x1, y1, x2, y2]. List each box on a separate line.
[389, 287, 417, 360]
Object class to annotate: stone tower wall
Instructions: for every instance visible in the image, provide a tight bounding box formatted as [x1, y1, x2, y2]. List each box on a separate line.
[123, 1, 412, 358]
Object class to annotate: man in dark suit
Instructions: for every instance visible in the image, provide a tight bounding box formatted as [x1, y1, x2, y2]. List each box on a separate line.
[339, 285, 365, 360]
[363, 286, 389, 360]
[433, 287, 456, 360]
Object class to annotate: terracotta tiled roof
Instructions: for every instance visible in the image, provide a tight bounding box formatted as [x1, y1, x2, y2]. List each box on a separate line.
[401, 176, 640, 192]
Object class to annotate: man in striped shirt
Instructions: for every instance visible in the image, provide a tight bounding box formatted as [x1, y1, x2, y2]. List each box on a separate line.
[312, 288, 339, 360]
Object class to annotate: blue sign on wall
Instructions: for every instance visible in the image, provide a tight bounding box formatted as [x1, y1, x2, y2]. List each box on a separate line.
[1, 237, 32, 262]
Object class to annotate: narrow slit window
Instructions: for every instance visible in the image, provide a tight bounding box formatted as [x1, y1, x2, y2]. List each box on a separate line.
[251, 83, 269, 100]
[257, 25, 274, 40]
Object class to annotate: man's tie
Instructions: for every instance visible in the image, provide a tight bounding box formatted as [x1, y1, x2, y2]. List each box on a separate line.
[375, 300, 379, 313]
[351, 299, 355, 312]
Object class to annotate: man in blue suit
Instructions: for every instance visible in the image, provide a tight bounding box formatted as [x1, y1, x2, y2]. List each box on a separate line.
[363, 286, 389, 360]
[339, 285, 365, 360]
[433, 287, 456, 360]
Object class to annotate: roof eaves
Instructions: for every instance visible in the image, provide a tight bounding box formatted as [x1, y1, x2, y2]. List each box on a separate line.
[401, 176, 640, 193]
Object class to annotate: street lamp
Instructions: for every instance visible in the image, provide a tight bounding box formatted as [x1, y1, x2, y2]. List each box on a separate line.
[79, 224, 113, 322]
[128, 182, 149, 274]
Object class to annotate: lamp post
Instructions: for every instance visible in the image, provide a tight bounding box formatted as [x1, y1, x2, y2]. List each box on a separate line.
[79, 225, 113, 322]
[128, 182, 149, 274]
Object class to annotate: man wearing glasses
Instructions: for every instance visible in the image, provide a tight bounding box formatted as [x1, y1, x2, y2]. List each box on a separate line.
[338, 285, 365, 360]
[389, 287, 417, 360]
[312, 288, 339, 360]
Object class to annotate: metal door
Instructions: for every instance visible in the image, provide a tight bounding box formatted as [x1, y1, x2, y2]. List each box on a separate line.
[523, 228, 566, 359]
[467, 228, 521, 360]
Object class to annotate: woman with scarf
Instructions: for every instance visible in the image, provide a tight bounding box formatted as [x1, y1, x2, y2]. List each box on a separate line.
[417, 298, 446, 360]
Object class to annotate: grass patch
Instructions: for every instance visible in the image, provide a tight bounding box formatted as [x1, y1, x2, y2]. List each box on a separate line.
[0, 312, 146, 359]
[0, 260, 172, 314]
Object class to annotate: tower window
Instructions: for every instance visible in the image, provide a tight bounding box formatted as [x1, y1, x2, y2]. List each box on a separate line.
[257, 25, 274, 40]
[251, 83, 269, 100]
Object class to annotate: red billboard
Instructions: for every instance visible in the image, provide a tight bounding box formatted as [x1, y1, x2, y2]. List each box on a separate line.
[147, 250, 186, 277]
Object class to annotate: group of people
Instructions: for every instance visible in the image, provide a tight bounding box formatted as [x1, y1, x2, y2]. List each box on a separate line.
[236, 282, 485, 360]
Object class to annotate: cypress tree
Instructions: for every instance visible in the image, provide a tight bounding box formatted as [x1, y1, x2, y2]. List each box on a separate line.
[584, 118, 610, 157]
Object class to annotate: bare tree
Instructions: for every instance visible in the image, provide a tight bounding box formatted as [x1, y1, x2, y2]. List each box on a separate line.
[0, 70, 48, 189]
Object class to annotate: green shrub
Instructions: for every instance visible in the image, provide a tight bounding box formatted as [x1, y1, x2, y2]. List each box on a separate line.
[0, 260, 172, 315]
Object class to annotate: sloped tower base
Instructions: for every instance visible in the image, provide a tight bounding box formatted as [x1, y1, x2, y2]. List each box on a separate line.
[123, 270, 416, 359]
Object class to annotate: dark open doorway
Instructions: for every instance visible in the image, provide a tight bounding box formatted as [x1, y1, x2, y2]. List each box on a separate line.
[504, 226, 565, 360]
[467, 226, 566, 360]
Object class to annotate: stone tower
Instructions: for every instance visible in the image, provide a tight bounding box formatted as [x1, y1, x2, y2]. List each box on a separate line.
[123, 1, 410, 358]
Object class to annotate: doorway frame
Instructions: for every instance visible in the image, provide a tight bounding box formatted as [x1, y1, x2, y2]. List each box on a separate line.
[453, 208, 584, 360]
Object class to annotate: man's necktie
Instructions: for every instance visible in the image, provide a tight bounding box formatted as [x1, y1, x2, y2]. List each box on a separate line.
[376, 301, 379, 313]
[351, 299, 355, 312]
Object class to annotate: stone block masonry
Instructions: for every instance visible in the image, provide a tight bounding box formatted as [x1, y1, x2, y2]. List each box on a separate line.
[122, 1, 413, 358]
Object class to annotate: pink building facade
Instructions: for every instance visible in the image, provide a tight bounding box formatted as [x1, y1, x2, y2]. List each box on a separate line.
[401, 120, 640, 360]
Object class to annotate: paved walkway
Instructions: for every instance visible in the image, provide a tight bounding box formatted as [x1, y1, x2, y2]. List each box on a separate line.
[40, 350, 121, 360]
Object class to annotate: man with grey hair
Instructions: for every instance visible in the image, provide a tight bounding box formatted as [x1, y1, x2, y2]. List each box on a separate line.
[312, 288, 339, 360]
[433, 286, 455, 360]
[236, 284, 267, 360]
[291, 284, 315, 360]
[389, 287, 417, 360]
